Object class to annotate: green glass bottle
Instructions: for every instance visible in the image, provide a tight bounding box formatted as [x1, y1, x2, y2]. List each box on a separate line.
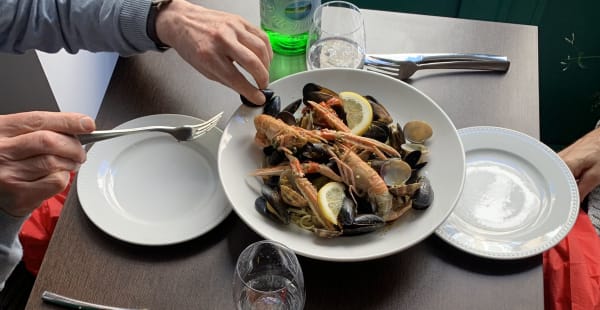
[260, 0, 320, 56]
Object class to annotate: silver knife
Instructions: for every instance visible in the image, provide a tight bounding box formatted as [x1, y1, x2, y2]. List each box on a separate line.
[366, 53, 509, 64]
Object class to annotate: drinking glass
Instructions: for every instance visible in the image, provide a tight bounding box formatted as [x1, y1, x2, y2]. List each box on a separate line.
[306, 1, 366, 70]
[232, 240, 305, 310]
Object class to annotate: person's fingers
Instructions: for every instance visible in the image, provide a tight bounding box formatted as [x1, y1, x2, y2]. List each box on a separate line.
[0, 170, 71, 217]
[577, 172, 600, 201]
[0, 131, 87, 163]
[211, 60, 267, 105]
[0, 155, 80, 181]
[236, 29, 273, 71]
[241, 23, 273, 65]
[0, 111, 95, 137]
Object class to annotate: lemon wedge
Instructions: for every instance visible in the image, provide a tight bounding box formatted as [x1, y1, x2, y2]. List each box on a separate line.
[339, 91, 373, 136]
[317, 181, 347, 226]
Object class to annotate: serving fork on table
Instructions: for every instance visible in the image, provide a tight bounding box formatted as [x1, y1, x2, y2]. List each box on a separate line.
[363, 53, 510, 80]
[77, 112, 223, 145]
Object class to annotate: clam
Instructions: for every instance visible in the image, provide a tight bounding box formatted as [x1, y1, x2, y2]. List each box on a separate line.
[379, 158, 412, 187]
[403, 120, 433, 144]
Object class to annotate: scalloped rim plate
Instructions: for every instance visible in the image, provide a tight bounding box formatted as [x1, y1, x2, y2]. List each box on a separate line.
[435, 126, 579, 259]
[78, 114, 231, 246]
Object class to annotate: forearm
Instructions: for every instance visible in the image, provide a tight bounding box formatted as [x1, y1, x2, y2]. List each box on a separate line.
[0, 210, 27, 291]
[0, 0, 158, 55]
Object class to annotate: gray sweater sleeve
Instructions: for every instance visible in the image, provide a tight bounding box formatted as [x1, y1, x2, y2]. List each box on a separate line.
[0, 0, 159, 56]
[0, 211, 27, 292]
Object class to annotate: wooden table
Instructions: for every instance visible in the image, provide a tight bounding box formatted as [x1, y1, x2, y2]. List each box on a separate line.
[26, 1, 541, 309]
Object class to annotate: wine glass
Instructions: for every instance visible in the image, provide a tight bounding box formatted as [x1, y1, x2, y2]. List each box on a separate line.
[232, 240, 305, 310]
[306, 1, 366, 70]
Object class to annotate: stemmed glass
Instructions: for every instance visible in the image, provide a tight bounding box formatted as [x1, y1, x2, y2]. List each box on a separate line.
[232, 240, 305, 310]
[306, 1, 366, 70]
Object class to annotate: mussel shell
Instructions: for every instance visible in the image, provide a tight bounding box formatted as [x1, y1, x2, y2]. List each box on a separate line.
[338, 197, 356, 226]
[412, 176, 434, 210]
[362, 121, 389, 143]
[299, 142, 328, 162]
[342, 214, 385, 235]
[303, 83, 338, 105]
[263, 146, 287, 166]
[282, 98, 302, 114]
[388, 123, 406, 152]
[355, 195, 376, 214]
[240, 89, 274, 107]
[277, 111, 297, 125]
[260, 185, 290, 224]
[401, 144, 429, 169]
[364, 95, 393, 125]
[255, 196, 289, 224]
[263, 95, 281, 117]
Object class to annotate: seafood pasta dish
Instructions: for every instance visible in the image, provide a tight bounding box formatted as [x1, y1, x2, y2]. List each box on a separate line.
[247, 83, 434, 238]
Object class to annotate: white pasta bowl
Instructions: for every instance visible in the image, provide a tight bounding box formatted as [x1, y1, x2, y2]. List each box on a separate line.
[218, 68, 465, 262]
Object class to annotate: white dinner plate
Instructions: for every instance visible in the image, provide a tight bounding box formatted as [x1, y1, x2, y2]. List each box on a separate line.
[219, 68, 465, 262]
[78, 114, 230, 246]
[435, 126, 579, 259]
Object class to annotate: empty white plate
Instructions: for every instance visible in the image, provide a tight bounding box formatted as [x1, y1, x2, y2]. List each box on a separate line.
[435, 126, 579, 259]
[78, 114, 230, 246]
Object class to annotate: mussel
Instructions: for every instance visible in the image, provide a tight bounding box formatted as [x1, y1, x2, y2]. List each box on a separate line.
[263, 95, 281, 117]
[255, 184, 290, 224]
[412, 176, 434, 210]
[342, 214, 385, 236]
[240, 89, 274, 107]
[364, 95, 393, 125]
[303, 83, 338, 105]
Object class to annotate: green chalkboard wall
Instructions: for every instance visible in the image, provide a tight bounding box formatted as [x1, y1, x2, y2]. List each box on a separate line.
[328, 0, 600, 150]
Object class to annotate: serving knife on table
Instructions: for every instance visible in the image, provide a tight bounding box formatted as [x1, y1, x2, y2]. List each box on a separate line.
[42, 291, 148, 310]
[363, 53, 510, 80]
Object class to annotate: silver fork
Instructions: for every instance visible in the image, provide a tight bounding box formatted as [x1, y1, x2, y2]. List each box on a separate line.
[363, 53, 510, 80]
[77, 112, 223, 145]
[42, 291, 148, 310]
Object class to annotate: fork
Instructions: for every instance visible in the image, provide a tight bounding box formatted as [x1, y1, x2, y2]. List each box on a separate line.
[77, 112, 223, 145]
[363, 54, 510, 80]
[42, 291, 148, 310]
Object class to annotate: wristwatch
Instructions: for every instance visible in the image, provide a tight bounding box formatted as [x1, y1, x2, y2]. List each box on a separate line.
[146, 0, 173, 50]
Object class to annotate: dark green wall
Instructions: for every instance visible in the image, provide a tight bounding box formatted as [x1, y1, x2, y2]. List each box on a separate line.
[330, 0, 600, 150]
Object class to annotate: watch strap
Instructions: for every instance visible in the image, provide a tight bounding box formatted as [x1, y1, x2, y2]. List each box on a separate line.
[147, 0, 173, 50]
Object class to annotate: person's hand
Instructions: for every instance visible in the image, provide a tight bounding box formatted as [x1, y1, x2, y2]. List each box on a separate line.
[156, 0, 273, 106]
[559, 126, 600, 201]
[0, 111, 95, 217]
